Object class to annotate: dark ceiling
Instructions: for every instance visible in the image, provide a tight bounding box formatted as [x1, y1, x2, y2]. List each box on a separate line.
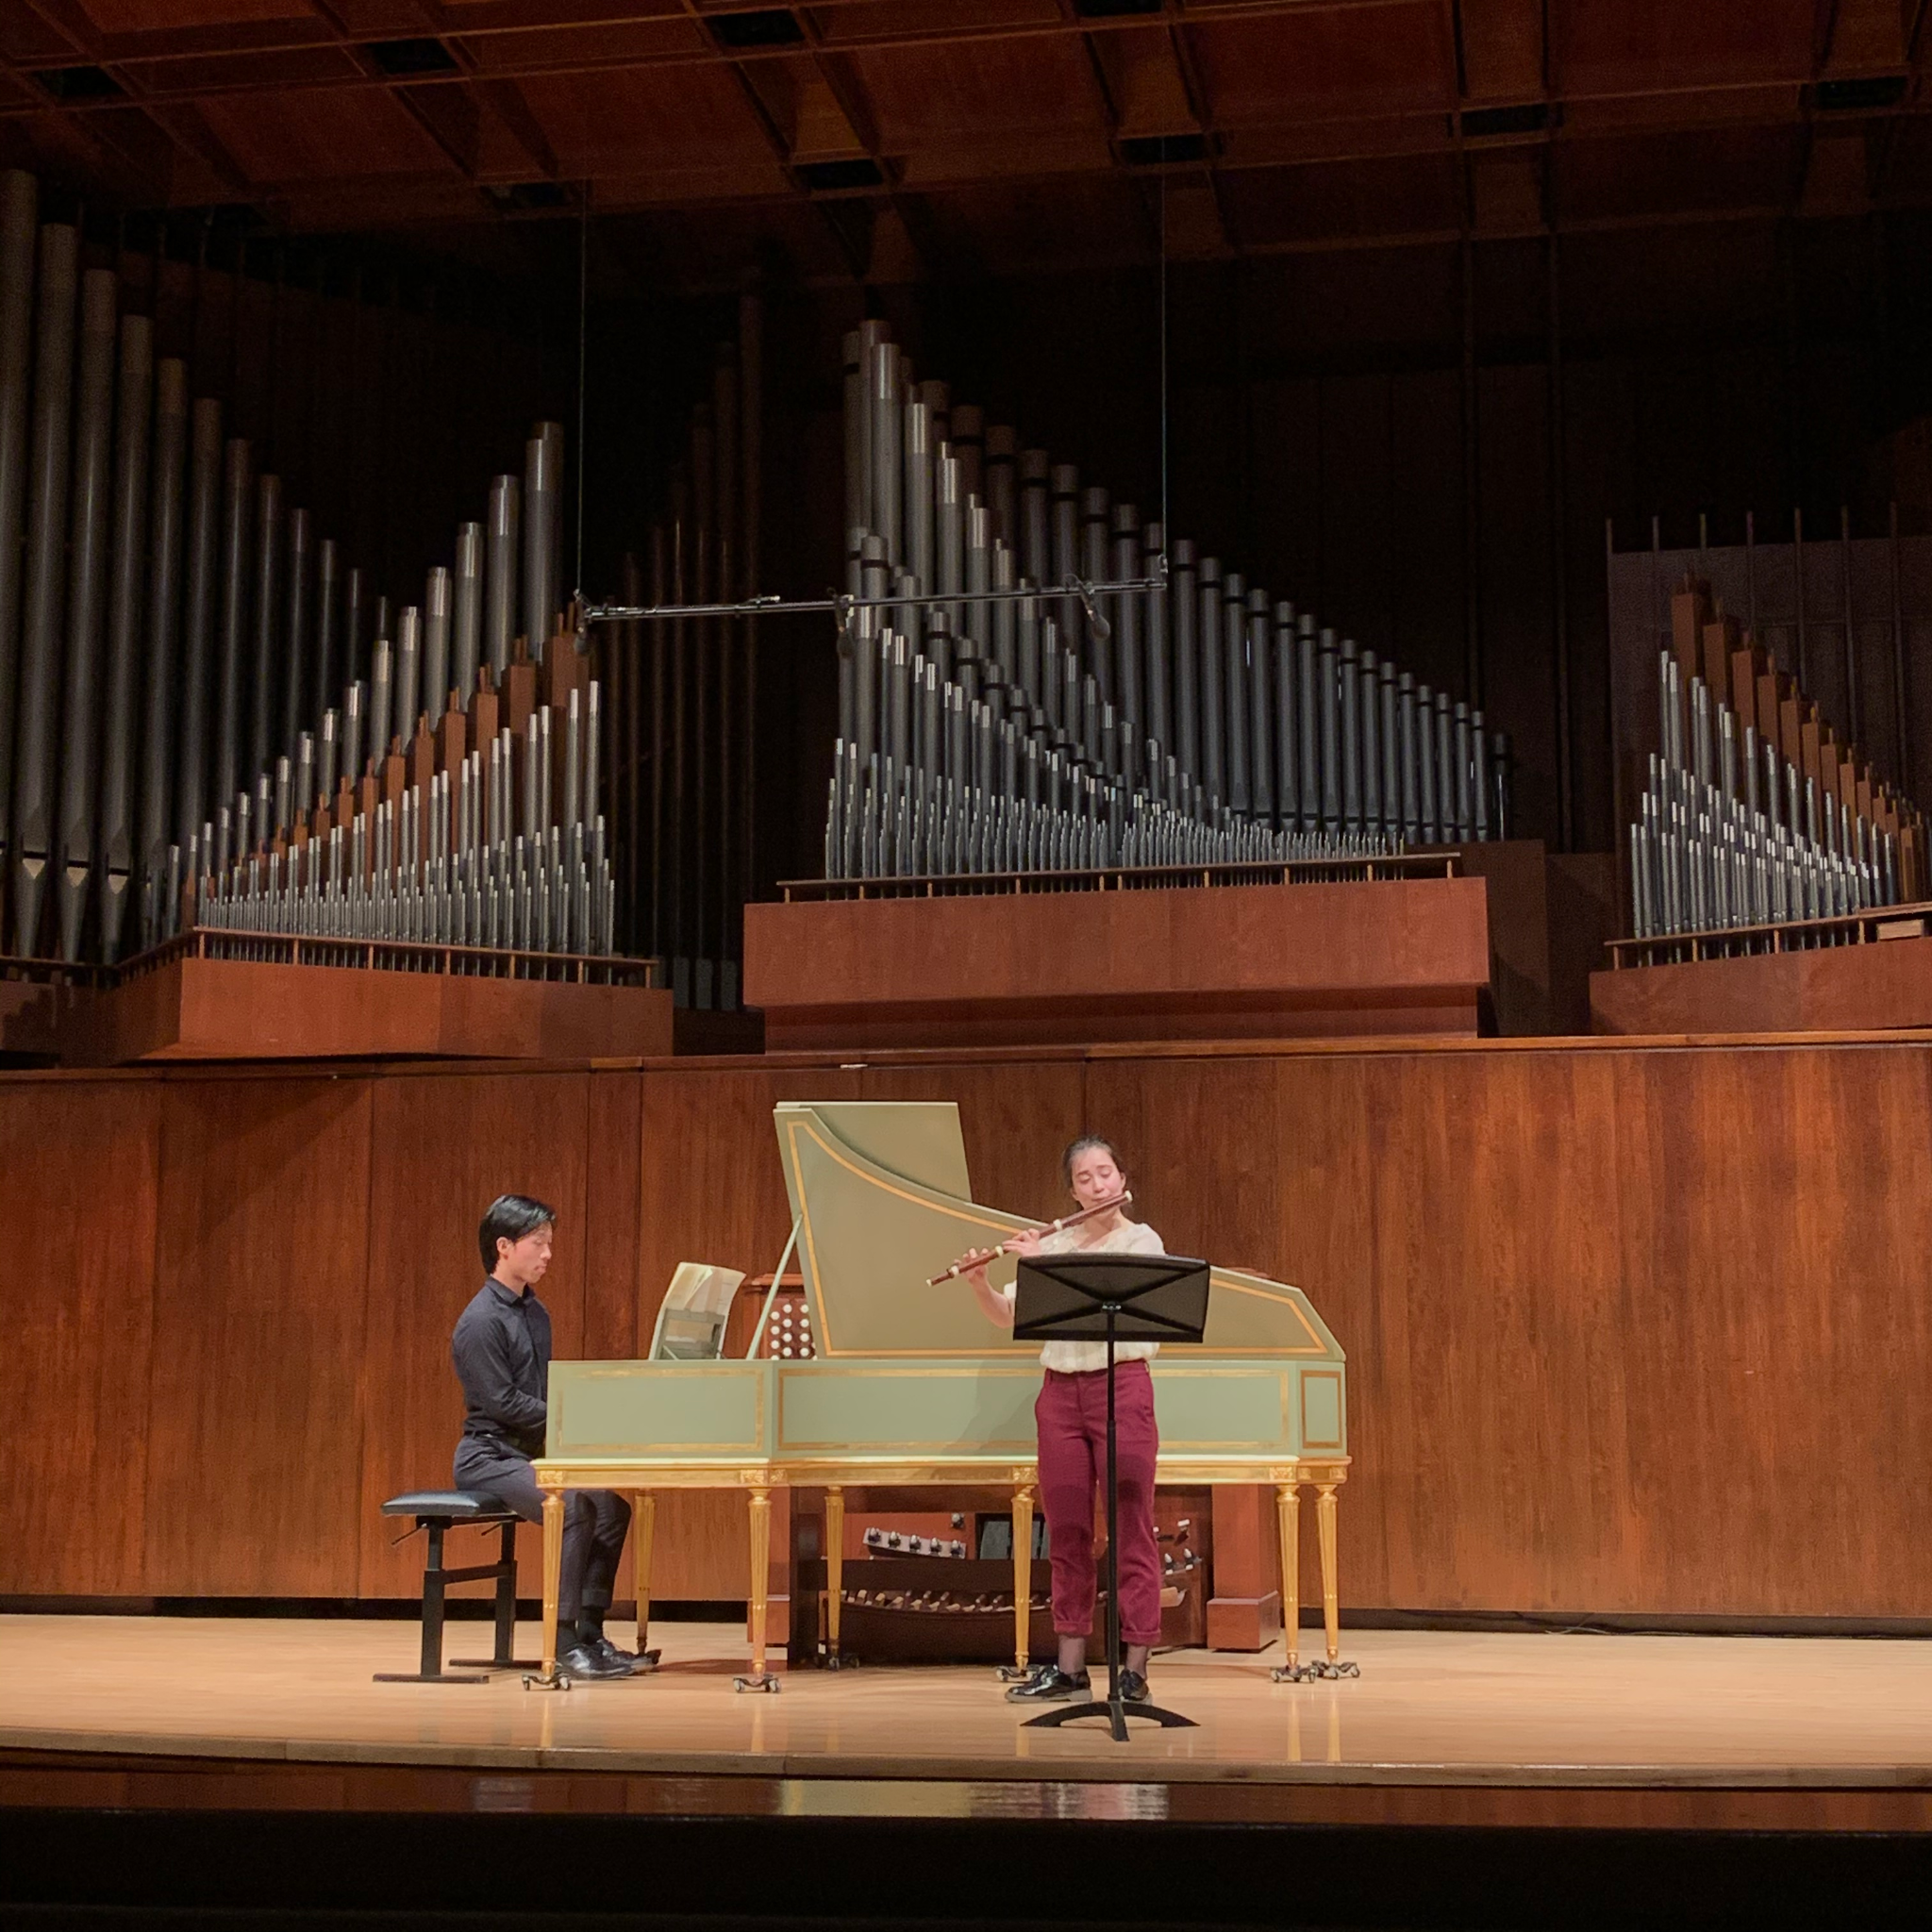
[4, 2, 1932, 288]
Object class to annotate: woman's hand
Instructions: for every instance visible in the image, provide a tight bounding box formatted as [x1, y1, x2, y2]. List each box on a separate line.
[1008, 1228, 1043, 1257]
[957, 1244, 1000, 1288]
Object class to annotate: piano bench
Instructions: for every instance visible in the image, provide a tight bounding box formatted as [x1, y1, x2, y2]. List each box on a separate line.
[374, 1491, 537, 1684]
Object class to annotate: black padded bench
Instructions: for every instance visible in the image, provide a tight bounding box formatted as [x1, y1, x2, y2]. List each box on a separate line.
[375, 1491, 538, 1683]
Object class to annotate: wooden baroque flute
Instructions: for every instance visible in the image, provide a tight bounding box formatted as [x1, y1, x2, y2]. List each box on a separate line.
[926, 1191, 1133, 1287]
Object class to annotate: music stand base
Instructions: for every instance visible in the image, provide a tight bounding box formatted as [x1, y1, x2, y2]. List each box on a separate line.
[1023, 1696, 1198, 1743]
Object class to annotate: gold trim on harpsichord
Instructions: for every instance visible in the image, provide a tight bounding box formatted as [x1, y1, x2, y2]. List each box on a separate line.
[782, 1110, 1033, 1358]
[1299, 1367, 1346, 1453]
[532, 1454, 1352, 1491]
[774, 1359, 1043, 1455]
[1204, 1270, 1334, 1357]
[543, 1358, 771, 1460]
[777, 1101, 1344, 1362]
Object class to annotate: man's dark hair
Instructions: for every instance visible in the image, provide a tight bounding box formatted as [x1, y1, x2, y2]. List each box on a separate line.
[479, 1193, 558, 1273]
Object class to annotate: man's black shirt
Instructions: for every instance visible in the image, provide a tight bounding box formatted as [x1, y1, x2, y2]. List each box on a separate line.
[452, 1276, 551, 1459]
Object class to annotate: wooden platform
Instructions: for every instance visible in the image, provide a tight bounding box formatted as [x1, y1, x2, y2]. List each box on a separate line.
[5, 1615, 1932, 1828]
[743, 876, 1491, 1050]
[1592, 930, 1932, 1035]
[69, 953, 675, 1062]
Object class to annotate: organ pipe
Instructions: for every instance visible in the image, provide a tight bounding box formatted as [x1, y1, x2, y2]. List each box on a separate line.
[0, 172, 641, 978]
[824, 321, 1508, 884]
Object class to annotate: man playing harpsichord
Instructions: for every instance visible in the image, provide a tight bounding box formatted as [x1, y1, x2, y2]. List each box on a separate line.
[958, 1136, 1166, 1704]
[450, 1194, 641, 1681]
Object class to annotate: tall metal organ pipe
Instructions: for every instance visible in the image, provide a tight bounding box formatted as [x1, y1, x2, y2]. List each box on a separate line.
[0, 171, 36, 880]
[10, 220, 78, 957]
[97, 311, 154, 963]
[51, 269, 117, 959]
[137, 357, 187, 927]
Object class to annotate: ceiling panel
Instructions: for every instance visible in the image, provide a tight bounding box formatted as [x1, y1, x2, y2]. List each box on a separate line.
[514, 63, 778, 170]
[1551, 0, 1819, 97]
[850, 34, 1103, 147]
[76, 0, 314, 31]
[196, 80, 457, 181]
[1186, 5, 1453, 125]
[0, 0, 1926, 281]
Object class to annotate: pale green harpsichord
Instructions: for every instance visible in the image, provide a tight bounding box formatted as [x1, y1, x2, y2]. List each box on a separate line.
[534, 1100, 1350, 1689]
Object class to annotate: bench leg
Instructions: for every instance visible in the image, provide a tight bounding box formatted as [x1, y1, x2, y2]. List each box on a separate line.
[452, 1519, 542, 1672]
[375, 1519, 490, 1684]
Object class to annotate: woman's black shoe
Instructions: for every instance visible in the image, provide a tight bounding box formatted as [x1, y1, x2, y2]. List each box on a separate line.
[1118, 1668, 1150, 1702]
[1005, 1665, 1091, 1703]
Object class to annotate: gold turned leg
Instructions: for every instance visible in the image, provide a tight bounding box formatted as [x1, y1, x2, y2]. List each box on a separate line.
[1272, 1481, 1302, 1679]
[1008, 1482, 1035, 1677]
[1316, 1481, 1341, 1664]
[529, 1489, 566, 1689]
[824, 1487, 846, 1666]
[735, 1487, 778, 1692]
[633, 1491, 657, 1666]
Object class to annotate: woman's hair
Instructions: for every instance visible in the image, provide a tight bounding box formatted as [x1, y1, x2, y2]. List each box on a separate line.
[478, 1193, 558, 1272]
[1060, 1135, 1126, 1190]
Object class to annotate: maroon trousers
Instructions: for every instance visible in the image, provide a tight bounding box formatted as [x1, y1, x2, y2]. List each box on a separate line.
[1035, 1360, 1162, 1647]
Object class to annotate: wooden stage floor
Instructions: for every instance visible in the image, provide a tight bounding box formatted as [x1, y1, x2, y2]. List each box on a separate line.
[7, 1616, 1932, 1831]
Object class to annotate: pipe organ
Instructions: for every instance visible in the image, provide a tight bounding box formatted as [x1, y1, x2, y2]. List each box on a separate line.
[0, 168, 628, 978]
[825, 319, 1511, 882]
[1626, 577, 1928, 943]
[610, 301, 761, 1011]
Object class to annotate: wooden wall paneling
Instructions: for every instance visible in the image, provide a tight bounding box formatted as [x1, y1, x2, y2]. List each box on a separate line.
[636, 1062, 861, 1600]
[1277, 1047, 1633, 1614]
[1612, 1043, 1932, 1617]
[583, 1070, 644, 1609]
[1083, 1053, 1286, 1274]
[356, 1071, 592, 1602]
[855, 1057, 1089, 1227]
[0, 1078, 161, 1595]
[142, 1074, 375, 1597]
[583, 1071, 643, 1361]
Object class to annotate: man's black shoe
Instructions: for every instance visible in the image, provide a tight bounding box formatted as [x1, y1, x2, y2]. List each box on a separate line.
[1118, 1668, 1150, 1702]
[1004, 1665, 1091, 1704]
[558, 1641, 634, 1681]
[591, 1635, 660, 1674]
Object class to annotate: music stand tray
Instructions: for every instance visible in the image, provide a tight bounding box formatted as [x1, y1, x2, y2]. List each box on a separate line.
[1010, 1251, 1210, 1743]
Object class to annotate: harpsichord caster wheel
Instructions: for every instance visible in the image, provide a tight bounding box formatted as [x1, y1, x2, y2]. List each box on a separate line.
[523, 1670, 572, 1691]
[732, 1672, 782, 1693]
[823, 1651, 858, 1671]
[633, 1648, 662, 1673]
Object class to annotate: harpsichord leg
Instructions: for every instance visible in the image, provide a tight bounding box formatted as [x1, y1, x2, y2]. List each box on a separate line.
[632, 1491, 660, 1670]
[999, 1481, 1036, 1681]
[523, 1488, 572, 1690]
[735, 1485, 781, 1692]
[824, 1486, 849, 1668]
[1269, 1480, 1303, 1683]
[1313, 1478, 1358, 1679]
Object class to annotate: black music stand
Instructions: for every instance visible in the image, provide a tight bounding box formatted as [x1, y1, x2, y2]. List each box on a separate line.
[1011, 1251, 1209, 1743]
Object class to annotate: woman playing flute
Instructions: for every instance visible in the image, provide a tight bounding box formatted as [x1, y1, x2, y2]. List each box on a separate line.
[958, 1135, 1165, 1705]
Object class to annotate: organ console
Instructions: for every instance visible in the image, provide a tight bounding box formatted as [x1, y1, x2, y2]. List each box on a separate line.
[532, 1098, 1351, 1690]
